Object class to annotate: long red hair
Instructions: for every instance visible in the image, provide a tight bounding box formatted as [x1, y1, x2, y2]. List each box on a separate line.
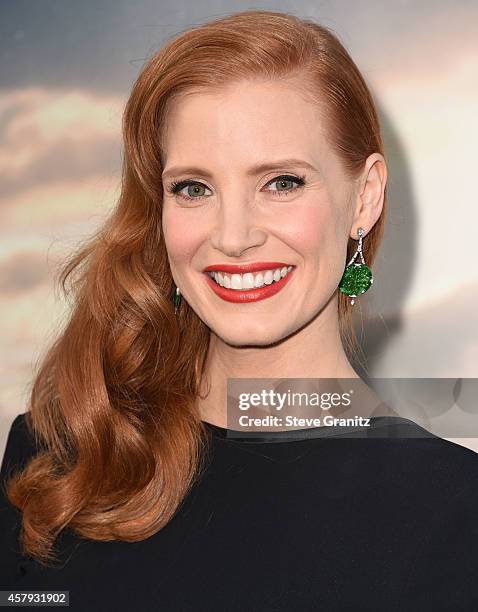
[3, 9, 387, 564]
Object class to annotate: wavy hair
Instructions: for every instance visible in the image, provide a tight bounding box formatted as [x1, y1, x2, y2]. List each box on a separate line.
[3, 9, 387, 564]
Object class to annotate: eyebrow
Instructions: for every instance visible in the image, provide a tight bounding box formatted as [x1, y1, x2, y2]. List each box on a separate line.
[161, 158, 318, 181]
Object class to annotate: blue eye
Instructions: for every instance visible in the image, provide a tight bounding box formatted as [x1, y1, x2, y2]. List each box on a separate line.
[264, 175, 306, 196]
[166, 181, 212, 200]
[165, 174, 306, 202]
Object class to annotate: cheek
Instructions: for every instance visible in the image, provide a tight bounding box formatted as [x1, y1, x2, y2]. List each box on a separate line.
[285, 199, 343, 263]
[162, 206, 203, 263]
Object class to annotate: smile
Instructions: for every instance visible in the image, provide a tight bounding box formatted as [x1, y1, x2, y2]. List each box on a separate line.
[203, 265, 296, 303]
[208, 266, 293, 289]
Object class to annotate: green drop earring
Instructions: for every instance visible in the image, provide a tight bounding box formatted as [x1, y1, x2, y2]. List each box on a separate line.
[338, 227, 373, 306]
[172, 286, 181, 314]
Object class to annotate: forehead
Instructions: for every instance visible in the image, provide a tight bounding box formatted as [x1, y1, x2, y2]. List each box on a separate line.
[161, 80, 331, 170]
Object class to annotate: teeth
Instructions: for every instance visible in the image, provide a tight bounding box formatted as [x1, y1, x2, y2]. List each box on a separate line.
[209, 266, 293, 290]
[231, 274, 242, 290]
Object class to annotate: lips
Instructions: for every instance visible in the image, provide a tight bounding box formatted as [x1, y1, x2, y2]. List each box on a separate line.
[204, 265, 296, 303]
[203, 262, 293, 274]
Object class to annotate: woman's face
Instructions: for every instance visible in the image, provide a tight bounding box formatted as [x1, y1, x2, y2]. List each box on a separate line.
[161, 80, 357, 346]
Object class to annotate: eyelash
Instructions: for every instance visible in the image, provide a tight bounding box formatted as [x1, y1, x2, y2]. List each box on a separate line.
[165, 174, 306, 202]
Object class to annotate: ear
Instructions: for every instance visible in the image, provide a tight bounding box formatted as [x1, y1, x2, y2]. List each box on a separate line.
[350, 153, 387, 238]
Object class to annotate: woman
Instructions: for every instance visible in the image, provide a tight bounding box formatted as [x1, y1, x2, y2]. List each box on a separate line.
[1, 9, 478, 611]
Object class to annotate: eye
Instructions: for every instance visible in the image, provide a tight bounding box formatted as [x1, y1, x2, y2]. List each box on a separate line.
[263, 174, 306, 196]
[165, 180, 212, 202]
[165, 173, 306, 203]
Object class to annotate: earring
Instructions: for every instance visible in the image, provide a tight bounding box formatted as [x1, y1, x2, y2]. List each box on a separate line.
[338, 227, 373, 306]
[172, 285, 181, 314]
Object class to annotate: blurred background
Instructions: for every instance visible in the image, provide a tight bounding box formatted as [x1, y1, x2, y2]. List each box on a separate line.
[1, 1, 477, 454]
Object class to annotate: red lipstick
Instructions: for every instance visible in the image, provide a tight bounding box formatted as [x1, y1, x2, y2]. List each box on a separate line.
[203, 262, 292, 274]
[203, 263, 296, 304]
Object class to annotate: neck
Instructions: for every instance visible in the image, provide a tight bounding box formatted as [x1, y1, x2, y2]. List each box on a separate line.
[196, 295, 361, 428]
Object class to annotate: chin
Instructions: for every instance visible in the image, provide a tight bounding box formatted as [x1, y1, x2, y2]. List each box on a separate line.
[213, 321, 297, 349]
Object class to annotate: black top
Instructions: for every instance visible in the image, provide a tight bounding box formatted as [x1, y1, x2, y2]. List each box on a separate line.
[1, 412, 478, 611]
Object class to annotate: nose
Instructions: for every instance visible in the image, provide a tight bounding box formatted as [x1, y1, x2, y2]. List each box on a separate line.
[209, 196, 267, 257]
